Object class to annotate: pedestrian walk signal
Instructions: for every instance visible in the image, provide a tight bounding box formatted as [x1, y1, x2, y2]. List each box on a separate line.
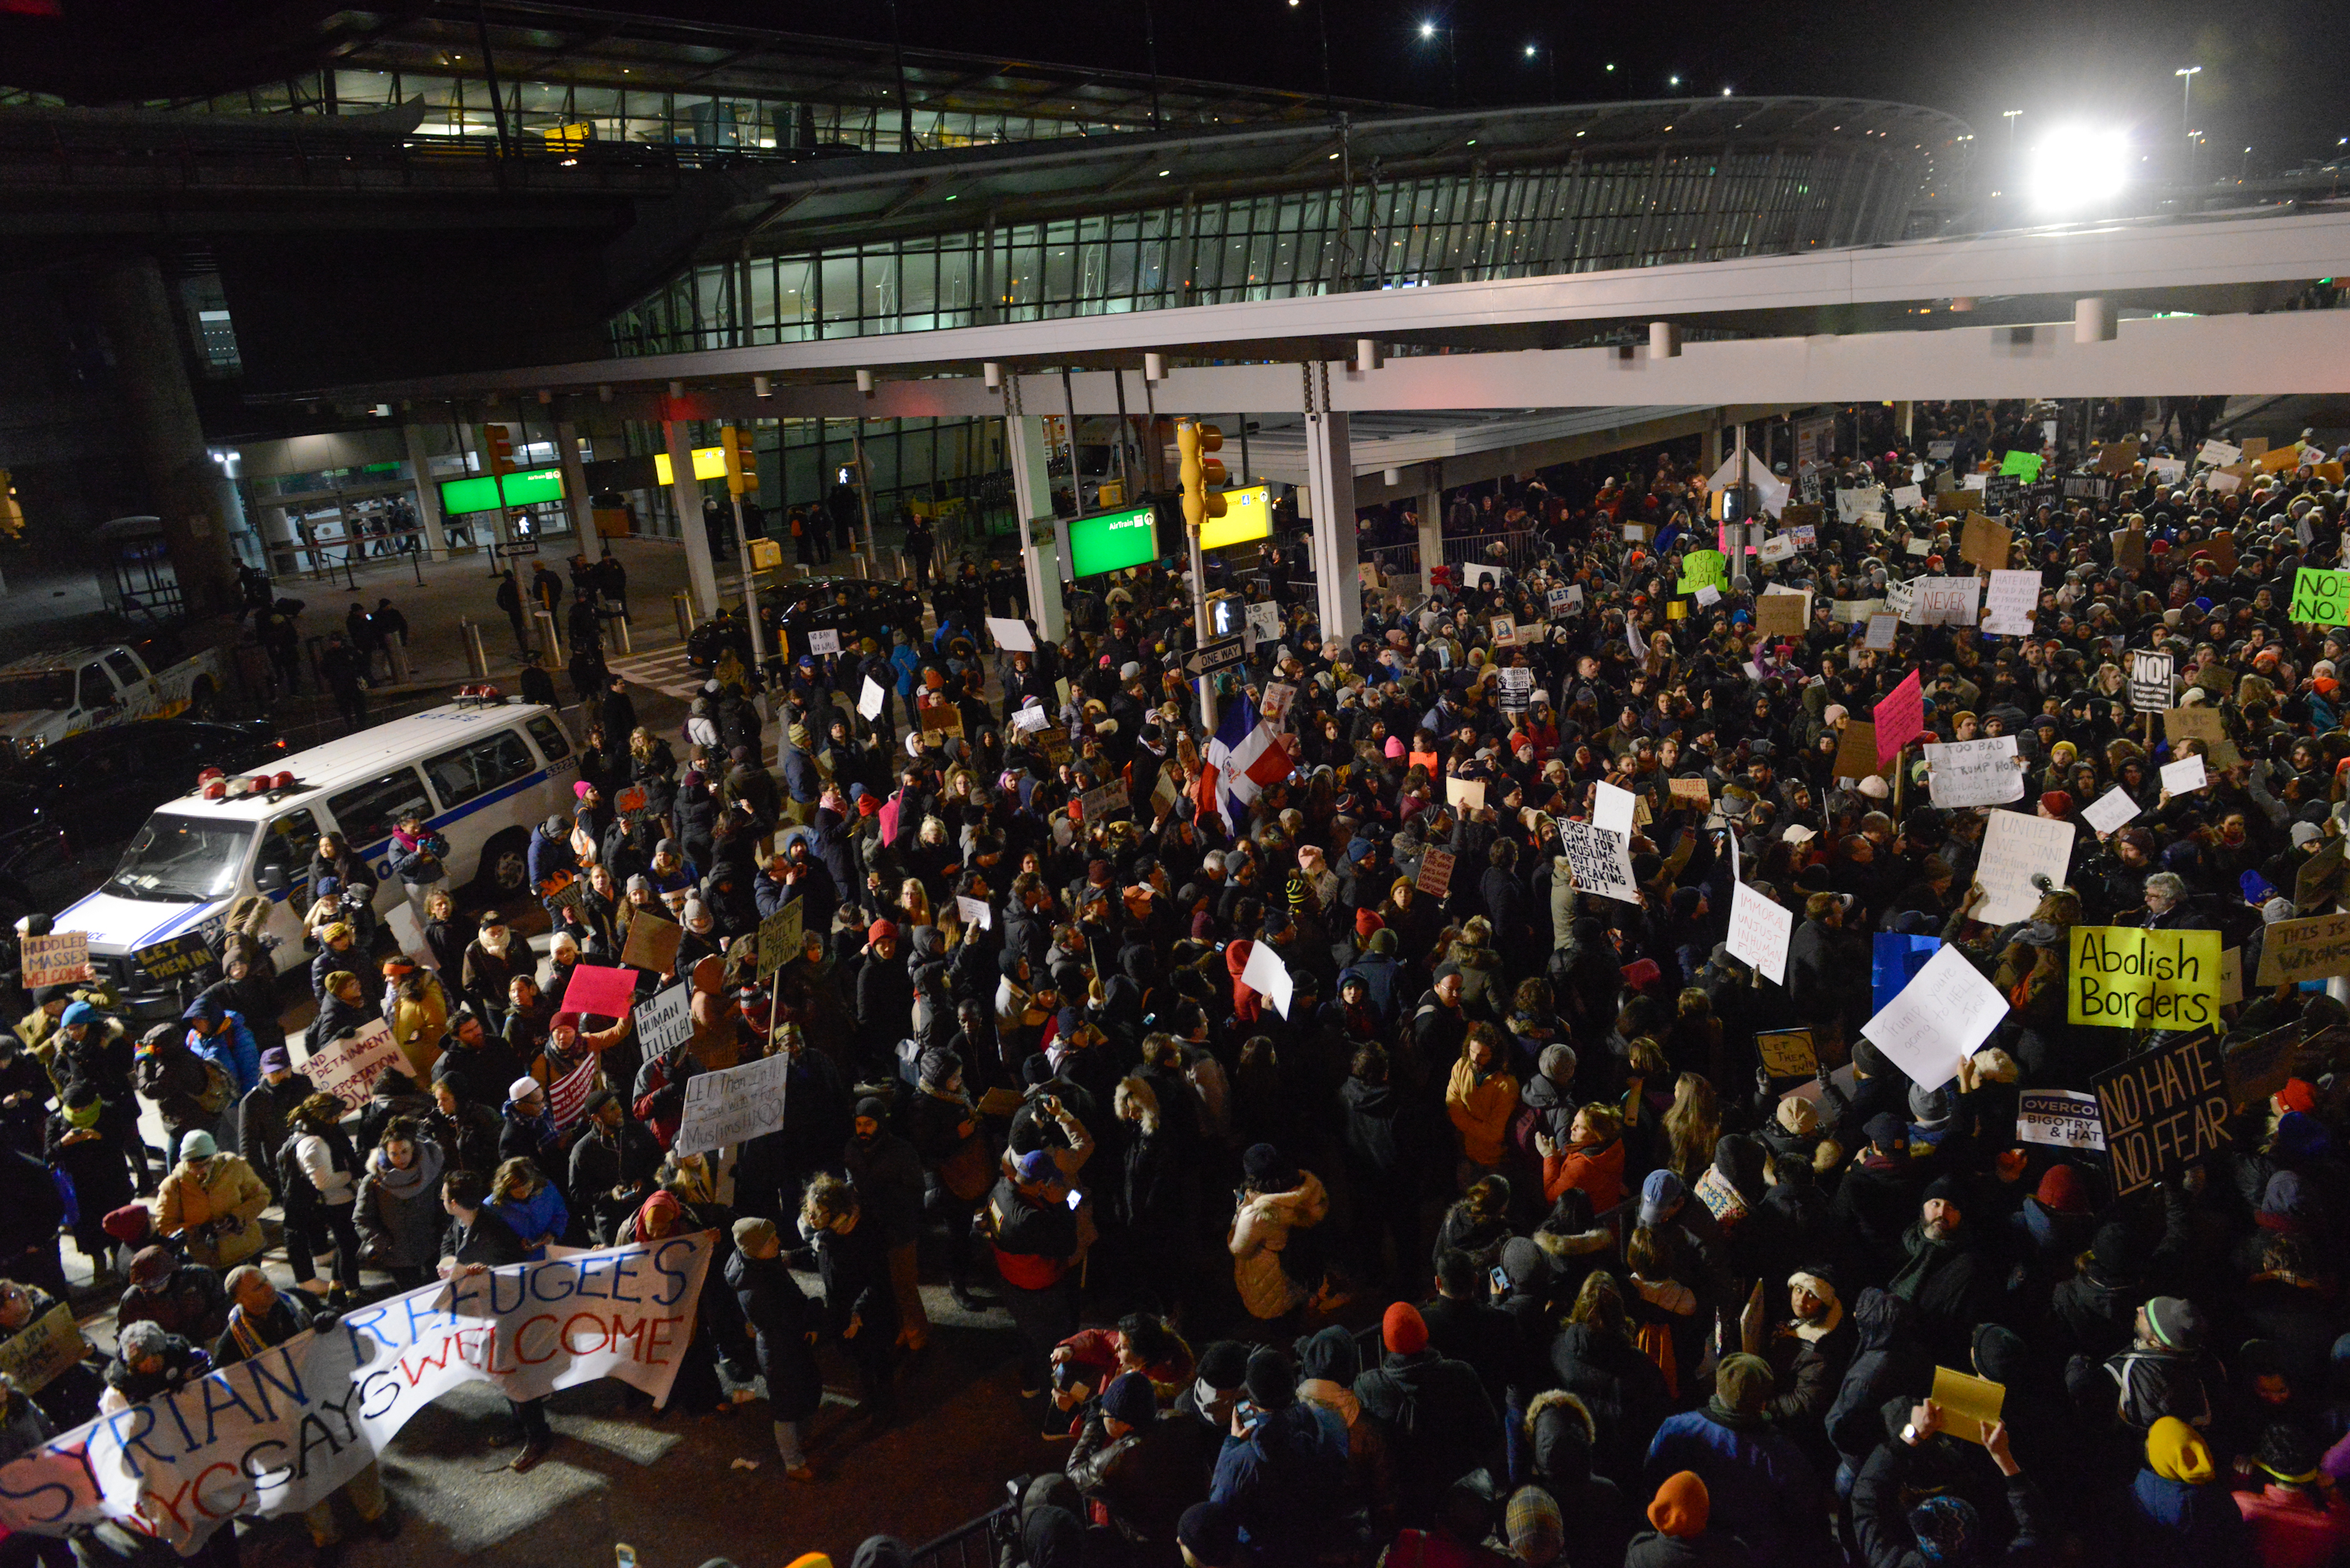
[0, 471, 21, 540]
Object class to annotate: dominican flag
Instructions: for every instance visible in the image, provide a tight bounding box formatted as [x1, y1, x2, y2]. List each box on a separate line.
[547, 1051, 600, 1129]
[1197, 691, 1294, 831]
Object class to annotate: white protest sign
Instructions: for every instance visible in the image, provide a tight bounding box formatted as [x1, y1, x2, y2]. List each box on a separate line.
[1924, 736, 2024, 810]
[954, 894, 993, 930]
[1238, 940, 1295, 1019]
[1593, 780, 1638, 836]
[1865, 613, 1899, 650]
[1695, 585, 1721, 607]
[985, 616, 1036, 652]
[2160, 755, 2208, 794]
[1860, 941, 2011, 1093]
[1558, 819, 1640, 905]
[1907, 576, 1981, 627]
[1884, 579, 1916, 620]
[2198, 438, 2241, 468]
[1892, 484, 1924, 510]
[1011, 703, 1050, 733]
[2082, 785, 2141, 837]
[672, 1052, 791, 1155]
[1904, 540, 1931, 558]
[387, 903, 436, 971]
[859, 677, 886, 720]
[2017, 1089, 2106, 1151]
[1976, 809, 2076, 927]
[1759, 533, 1795, 563]
[2149, 457, 2186, 483]
[303, 1018, 406, 1108]
[632, 982, 695, 1059]
[806, 628, 841, 656]
[1838, 486, 1884, 522]
[1245, 601, 1282, 645]
[1726, 882, 1793, 986]
[1983, 570, 2038, 636]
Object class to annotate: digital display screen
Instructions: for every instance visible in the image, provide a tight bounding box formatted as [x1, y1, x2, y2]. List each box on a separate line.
[439, 469, 564, 515]
[1068, 504, 1159, 577]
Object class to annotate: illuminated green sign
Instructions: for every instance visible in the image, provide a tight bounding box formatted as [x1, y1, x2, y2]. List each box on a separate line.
[1068, 504, 1159, 577]
[439, 468, 565, 515]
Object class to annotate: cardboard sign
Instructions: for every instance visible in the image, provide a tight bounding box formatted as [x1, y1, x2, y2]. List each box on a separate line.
[305, 1019, 405, 1110]
[559, 963, 639, 1020]
[1725, 881, 1793, 985]
[2017, 1089, 2106, 1151]
[1755, 592, 1808, 635]
[2290, 567, 2350, 626]
[2069, 926, 2223, 1030]
[2298, 836, 2348, 915]
[2224, 1024, 2299, 1108]
[620, 912, 683, 975]
[1924, 735, 2024, 810]
[1444, 777, 1486, 811]
[1958, 515, 2012, 570]
[1755, 1028, 1817, 1079]
[2095, 439, 2140, 475]
[2256, 910, 2350, 986]
[757, 901, 802, 975]
[2128, 650, 2174, 714]
[1860, 941, 2011, 1093]
[1558, 819, 1639, 905]
[1413, 848, 1455, 898]
[919, 703, 966, 735]
[1832, 721, 1882, 780]
[2113, 529, 2147, 572]
[17, 932, 88, 988]
[1931, 1367, 2006, 1447]
[135, 933, 212, 982]
[1668, 777, 1712, 811]
[632, 982, 694, 1059]
[672, 1052, 790, 1156]
[2093, 1033, 2230, 1196]
[0, 1303, 89, 1393]
[2162, 706, 2225, 747]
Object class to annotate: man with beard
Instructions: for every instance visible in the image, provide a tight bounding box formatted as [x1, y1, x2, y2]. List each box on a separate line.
[1885, 1179, 1992, 1367]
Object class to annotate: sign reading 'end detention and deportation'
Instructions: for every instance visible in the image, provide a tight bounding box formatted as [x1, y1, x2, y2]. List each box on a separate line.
[2069, 927, 2223, 1030]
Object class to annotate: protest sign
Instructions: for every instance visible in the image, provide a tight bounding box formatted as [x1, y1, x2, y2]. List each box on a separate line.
[2291, 567, 2350, 626]
[2224, 1024, 2299, 1108]
[1676, 550, 1729, 595]
[1891, 483, 1925, 511]
[1594, 780, 1638, 836]
[1975, 810, 2076, 927]
[1558, 819, 1640, 905]
[1444, 777, 1486, 811]
[633, 983, 694, 1059]
[1931, 1367, 2006, 1447]
[2196, 437, 2241, 467]
[672, 1053, 790, 1154]
[1668, 777, 1712, 811]
[1983, 570, 2038, 636]
[1494, 668, 1533, 713]
[2112, 529, 2147, 572]
[1907, 576, 1981, 627]
[386, 904, 436, 971]
[757, 902, 802, 976]
[1959, 515, 2012, 570]
[1726, 882, 1793, 985]
[1755, 1028, 1816, 1079]
[1755, 592, 1808, 635]
[1884, 579, 1915, 620]
[2093, 1034, 2229, 1196]
[1837, 486, 1884, 523]
[0, 1234, 721, 1552]
[2081, 785, 2141, 837]
[1759, 533, 1795, 563]
[1872, 933, 1941, 1015]
[17, 932, 86, 988]
[2257, 910, 2350, 985]
[799, 628, 840, 657]
[303, 1019, 404, 1110]
[1864, 613, 1899, 650]
[133, 933, 212, 983]
[1238, 941, 1295, 1019]
[2162, 706, 2225, 748]
[1490, 616, 1519, 646]
[1999, 450, 2043, 481]
[1079, 780, 1130, 821]
[2159, 755, 2207, 795]
[1010, 703, 1049, 733]
[2017, 1089, 2106, 1151]
[1414, 848, 1455, 898]
[954, 894, 993, 930]
[1244, 601, 1282, 645]
[2298, 836, 2348, 914]
[1695, 585, 1722, 607]
[620, 912, 683, 975]
[1904, 539, 1930, 558]
[1833, 721, 1883, 781]
[918, 703, 965, 735]
[1860, 942, 2011, 1093]
[0, 1304, 86, 1394]
[985, 616, 1036, 652]
[560, 964, 638, 1020]
[1925, 735, 2024, 809]
[2222, 947, 2242, 1006]
[2128, 650, 2174, 714]
[1872, 671, 1925, 768]
[859, 677, 885, 720]
[2069, 927, 2222, 1030]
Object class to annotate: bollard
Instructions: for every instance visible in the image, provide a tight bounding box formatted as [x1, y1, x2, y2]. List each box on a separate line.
[533, 609, 563, 667]
[851, 551, 868, 580]
[611, 611, 632, 654]
[460, 618, 489, 679]
[387, 630, 411, 685]
[673, 591, 694, 641]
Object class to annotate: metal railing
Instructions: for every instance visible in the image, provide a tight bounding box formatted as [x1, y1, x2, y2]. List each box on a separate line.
[909, 1501, 1016, 1568]
[1441, 528, 1546, 576]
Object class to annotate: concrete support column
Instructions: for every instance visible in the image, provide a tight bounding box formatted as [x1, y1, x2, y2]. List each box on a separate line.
[1416, 467, 1444, 583]
[1004, 414, 1066, 643]
[1702, 414, 1723, 477]
[1894, 401, 1915, 446]
[555, 420, 598, 557]
[400, 425, 449, 561]
[93, 255, 240, 615]
[664, 419, 719, 618]
[1304, 410, 1361, 640]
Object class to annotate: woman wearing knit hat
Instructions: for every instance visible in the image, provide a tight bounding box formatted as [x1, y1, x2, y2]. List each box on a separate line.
[1627, 1472, 1743, 1566]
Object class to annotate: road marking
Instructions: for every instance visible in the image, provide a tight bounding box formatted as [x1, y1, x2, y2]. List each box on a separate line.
[606, 644, 705, 700]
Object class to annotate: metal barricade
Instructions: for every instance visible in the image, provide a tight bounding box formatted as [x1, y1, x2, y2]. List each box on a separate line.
[908, 1502, 1016, 1568]
[1442, 528, 1544, 576]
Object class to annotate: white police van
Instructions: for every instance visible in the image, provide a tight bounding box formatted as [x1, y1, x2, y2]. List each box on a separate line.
[60, 699, 577, 1013]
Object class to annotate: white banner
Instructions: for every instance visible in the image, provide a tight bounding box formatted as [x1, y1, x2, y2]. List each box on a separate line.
[1975, 810, 2076, 927]
[671, 1054, 790, 1156]
[1924, 735, 2025, 810]
[1558, 819, 1640, 905]
[1907, 576, 1981, 627]
[0, 1236, 712, 1553]
[1726, 882, 1793, 986]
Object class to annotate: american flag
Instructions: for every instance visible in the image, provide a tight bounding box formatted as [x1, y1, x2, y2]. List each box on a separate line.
[547, 1052, 599, 1129]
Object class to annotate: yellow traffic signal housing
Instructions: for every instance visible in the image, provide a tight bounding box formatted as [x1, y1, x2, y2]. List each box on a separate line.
[721, 426, 757, 497]
[1177, 419, 1227, 534]
[483, 425, 515, 476]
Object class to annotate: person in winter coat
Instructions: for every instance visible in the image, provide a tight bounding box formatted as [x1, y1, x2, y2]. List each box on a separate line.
[1340, 1045, 1420, 1292]
[115, 1245, 229, 1346]
[462, 912, 526, 1033]
[1524, 1389, 1641, 1568]
[1886, 1179, 1996, 1368]
[283, 1091, 364, 1299]
[1750, 1267, 1856, 1458]
[1228, 1143, 1329, 1324]
[153, 1131, 269, 1272]
[1552, 1270, 1674, 1490]
[1644, 1353, 1828, 1568]
[2233, 1418, 2350, 1566]
[2127, 1416, 2250, 1568]
[354, 1120, 447, 1289]
[984, 1147, 1080, 1405]
[800, 1174, 898, 1423]
[1542, 1102, 1629, 1213]
[842, 1096, 929, 1350]
[1354, 1302, 1502, 1526]
[1850, 1403, 2044, 1568]
[728, 1216, 821, 1481]
[1210, 1348, 1350, 1560]
[853, 919, 914, 1075]
[132, 1022, 223, 1169]
[45, 1080, 133, 1283]
[486, 1157, 568, 1259]
[1444, 1023, 1518, 1186]
[436, 1169, 555, 1471]
[99, 1319, 209, 1418]
[237, 1049, 314, 1202]
[1627, 1472, 1756, 1568]
[183, 993, 261, 1104]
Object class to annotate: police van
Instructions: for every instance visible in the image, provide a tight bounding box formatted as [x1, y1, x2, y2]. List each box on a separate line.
[60, 699, 577, 1013]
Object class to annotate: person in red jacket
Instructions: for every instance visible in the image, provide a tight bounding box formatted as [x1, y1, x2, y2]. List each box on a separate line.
[2235, 1422, 2350, 1568]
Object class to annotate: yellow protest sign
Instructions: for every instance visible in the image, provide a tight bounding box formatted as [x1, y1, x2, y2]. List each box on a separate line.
[2068, 926, 2222, 1030]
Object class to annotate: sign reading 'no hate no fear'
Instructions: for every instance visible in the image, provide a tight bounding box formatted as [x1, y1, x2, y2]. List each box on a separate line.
[2069, 926, 2222, 1030]
[2092, 1034, 2231, 1197]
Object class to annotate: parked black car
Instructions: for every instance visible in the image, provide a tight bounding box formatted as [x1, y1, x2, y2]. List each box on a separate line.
[0, 718, 285, 851]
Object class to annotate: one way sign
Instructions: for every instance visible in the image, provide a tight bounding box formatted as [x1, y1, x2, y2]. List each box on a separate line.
[1187, 637, 1246, 676]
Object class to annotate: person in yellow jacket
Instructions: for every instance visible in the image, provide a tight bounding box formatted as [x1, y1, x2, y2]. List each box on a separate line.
[381, 959, 448, 1080]
[153, 1131, 271, 1271]
[1445, 1023, 1520, 1188]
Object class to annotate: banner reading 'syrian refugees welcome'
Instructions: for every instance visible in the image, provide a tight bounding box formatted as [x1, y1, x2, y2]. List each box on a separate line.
[0, 1234, 713, 1554]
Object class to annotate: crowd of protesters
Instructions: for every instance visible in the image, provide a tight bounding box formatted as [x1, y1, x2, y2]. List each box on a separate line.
[3, 399, 2350, 1568]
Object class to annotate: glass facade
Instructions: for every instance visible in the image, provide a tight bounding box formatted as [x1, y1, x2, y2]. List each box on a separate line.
[611, 144, 1927, 354]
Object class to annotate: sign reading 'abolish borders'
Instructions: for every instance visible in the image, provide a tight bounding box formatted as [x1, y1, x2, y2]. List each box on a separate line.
[2068, 926, 2223, 1030]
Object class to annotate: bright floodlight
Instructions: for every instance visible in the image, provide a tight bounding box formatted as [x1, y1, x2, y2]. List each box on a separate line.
[1419, 20, 1435, 37]
[2026, 126, 2130, 211]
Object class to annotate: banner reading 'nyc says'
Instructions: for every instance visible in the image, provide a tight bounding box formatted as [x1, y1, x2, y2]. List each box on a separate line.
[2069, 927, 2223, 1029]
[0, 1234, 713, 1554]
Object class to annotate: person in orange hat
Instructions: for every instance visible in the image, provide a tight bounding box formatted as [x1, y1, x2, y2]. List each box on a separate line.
[1629, 1472, 1750, 1566]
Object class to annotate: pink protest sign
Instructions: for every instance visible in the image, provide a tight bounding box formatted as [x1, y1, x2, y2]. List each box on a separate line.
[560, 963, 638, 1020]
[1873, 670, 1924, 769]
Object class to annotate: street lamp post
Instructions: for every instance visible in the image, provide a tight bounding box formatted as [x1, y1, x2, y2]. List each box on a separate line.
[2175, 67, 2200, 186]
[1286, 0, 1335, 111]
[1418, 16, 1458, 107]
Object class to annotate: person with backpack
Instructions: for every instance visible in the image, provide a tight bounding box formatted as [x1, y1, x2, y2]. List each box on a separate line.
[281, 1092, 363, 1302]
[152, 1131, 269, 1273]
[132, 1023, 233, 1169]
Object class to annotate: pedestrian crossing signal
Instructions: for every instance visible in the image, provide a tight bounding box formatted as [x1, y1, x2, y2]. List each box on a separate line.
[0, 471, 22, 540]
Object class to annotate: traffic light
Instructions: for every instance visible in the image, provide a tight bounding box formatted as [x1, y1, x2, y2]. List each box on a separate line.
[0, 471, 21, 541]
[1176, 418, 1226, 536]
[483, 424, 515, 477]
[721, 426, 757, 497]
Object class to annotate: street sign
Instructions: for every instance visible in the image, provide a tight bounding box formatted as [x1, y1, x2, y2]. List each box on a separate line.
[1188, 637, 1245, 675]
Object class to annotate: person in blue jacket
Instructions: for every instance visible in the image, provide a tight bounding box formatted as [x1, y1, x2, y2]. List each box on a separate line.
[1209, 1348, 1349, 1559]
